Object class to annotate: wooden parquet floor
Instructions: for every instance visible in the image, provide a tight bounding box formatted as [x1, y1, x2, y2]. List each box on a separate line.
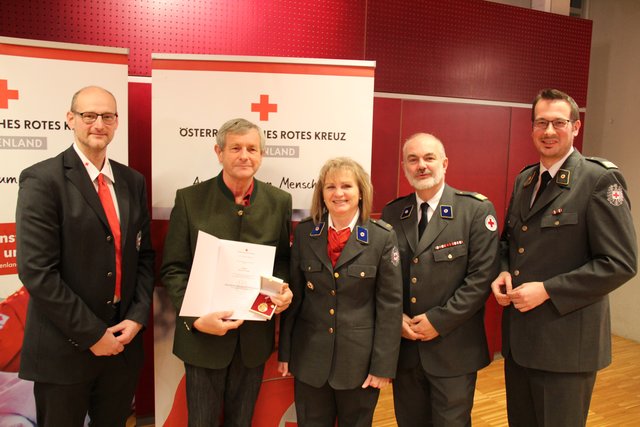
[372, 335, 640, 426]
[133, 335, 640, 426]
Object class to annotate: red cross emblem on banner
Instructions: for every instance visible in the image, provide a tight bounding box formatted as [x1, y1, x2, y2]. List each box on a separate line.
[251, 94, 278, 121]
[0, 79, 20, 109]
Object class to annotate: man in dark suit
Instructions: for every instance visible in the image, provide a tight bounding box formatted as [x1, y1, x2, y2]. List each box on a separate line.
[16, 86, 155, 427]
[382, 133, 500, 427]
[161, 118, 293, 427]
[491, 89, 637, 426]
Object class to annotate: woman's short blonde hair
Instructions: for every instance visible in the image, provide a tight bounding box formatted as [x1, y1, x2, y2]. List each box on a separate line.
[310, 157, 373, 224]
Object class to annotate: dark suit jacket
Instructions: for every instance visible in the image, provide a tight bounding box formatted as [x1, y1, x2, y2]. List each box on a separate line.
[382, 185, 500, 377]
[501, 150, 637, 372]
[16, 146, 154, 384]
[278, 216, 403, 390]
[161, 174, 292, 369]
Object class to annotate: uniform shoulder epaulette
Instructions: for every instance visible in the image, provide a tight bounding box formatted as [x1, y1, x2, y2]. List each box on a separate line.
[519, 162, 539, 174]
[371, 218, 393, 231]
[384, 193, 413, 207]
[455, 191, 488, 202]
[586, 157, 618, 169]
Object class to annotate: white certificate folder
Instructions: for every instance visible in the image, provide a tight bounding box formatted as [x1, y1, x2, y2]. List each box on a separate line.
[179, 230, 276, 320]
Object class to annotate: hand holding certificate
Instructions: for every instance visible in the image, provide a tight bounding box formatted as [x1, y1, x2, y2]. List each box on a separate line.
[180, 230, 279, 320]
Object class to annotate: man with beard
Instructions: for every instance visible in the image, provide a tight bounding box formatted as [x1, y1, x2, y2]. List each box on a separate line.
[381, 133, 500, 427]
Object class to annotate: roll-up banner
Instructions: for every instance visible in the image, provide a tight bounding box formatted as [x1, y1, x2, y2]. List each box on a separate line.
[0, 36, 128, 425]
[152, 54, 375, 426]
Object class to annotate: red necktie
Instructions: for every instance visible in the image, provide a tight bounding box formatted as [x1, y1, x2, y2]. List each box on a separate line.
[97, 174, 122, 300]
[327, 227, 351, 267]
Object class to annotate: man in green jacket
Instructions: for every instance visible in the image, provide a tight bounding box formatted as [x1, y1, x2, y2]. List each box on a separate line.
[161, 118, 293, 427]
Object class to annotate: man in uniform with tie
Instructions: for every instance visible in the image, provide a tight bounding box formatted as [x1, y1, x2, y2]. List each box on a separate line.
[16, 86, 154, 427]
[491, 88, 637, 426]
[382, 133, 500, 426]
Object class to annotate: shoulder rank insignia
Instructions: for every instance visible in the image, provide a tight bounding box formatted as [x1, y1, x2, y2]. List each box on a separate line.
[400, 205, 413, 219]
[440, 205, 453, 219]
[556, 169, 570, 186]
[586, 156, 618, 169]
[456, 191, 488, 201]
[356, 226, 369, 244]
[372, 218, 393, 230]
[310, 222, 325, 237]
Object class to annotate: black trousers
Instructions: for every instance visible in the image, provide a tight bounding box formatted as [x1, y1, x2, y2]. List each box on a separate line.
[33, 352, 139, 427]
[393, 363, 477, 427]
[294, 378, 380, 427]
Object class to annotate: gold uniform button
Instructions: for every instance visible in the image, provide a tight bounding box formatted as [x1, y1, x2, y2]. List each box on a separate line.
[514, 270, 520, 276]
[521, 225, 528, 232]
[334, 272, 340, 279]
[237, 210, 244, 216]
[412, 258, 419, 264]
[410, 297, 417, 303]
[328, 328, 334, 334]
[554, 220, 560, 226]
[306, 282, 314, 290]
[330, 290, 336, 296]
[329, 309, 335, 315]
[360, 271, 365, 277]
[447, 254, 453, 259]
[107, 272, 113, 278]
[518, 247, 525, 254]
[411, 277, 417, 284]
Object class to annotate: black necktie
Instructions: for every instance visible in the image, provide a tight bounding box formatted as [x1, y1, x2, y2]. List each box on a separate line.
[532, 171, 552, 207]
[418, 202, 429, 239]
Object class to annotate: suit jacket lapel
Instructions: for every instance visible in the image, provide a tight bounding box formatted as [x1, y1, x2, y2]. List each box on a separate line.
[523, 151, 579, 221]
[63, 147, 111, 230]
[399, 197, 419, 254]
[112, 164, 130, 244]
[308, 220, 333, 273]
[334, 222, 367, 270]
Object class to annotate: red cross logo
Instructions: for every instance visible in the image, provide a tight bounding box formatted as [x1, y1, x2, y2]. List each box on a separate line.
[251, 94, 277, 121]
[0, 79, 20, 109]
[485, 214, 497, 231]
[487, 217, 495, 228]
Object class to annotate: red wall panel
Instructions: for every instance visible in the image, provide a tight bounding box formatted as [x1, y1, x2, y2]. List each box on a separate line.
[371, 97, 402, 213]
[366, 0, 592, 105]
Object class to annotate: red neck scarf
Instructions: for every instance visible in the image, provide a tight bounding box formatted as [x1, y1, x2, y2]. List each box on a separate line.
[327, 227, 351, 267]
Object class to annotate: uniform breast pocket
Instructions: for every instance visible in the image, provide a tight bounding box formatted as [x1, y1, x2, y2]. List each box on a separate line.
[433, 243, 467, 262]
[541, 212, 578, 229]
[347, 264, 377, 279]
[301, 259, 323, 274]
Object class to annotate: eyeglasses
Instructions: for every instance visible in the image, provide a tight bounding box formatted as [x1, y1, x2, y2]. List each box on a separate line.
[73, 111, 118, 125]
[533, 118, 573, 130]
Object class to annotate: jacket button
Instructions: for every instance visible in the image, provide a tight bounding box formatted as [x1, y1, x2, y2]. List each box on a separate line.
[514, 270, 520, 276]
[107, 271, 113, 277]
[410, 297, 417, 303]
[411, 277, 417, 284]
[554, 220, 560, 226]
[328, 327, 334, 334]
[360, 271, 365, 277]
[334, 272, 340, 279]
[413, 258, 419, 264]
[306, 281, 314, 290]
[518, 247, 525, 254]
[106, 235, 112, 242]
[329, 309, 335, 315]
[237, 210, 244, 216]
[447, 254, 453, 259]
[521, 225, 528, 232]
[330, 290, 336, 296]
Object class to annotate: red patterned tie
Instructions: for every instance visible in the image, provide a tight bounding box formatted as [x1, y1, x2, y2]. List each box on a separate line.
[327, 227, 351, 268]
[97, 174, 121, 300]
